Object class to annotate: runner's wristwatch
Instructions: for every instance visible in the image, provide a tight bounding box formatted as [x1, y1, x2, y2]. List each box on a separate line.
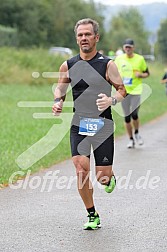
[54, 98, 61, 103]
[111, 97, 117, 105]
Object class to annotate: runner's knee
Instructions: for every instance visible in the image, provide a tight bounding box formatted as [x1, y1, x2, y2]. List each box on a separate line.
[96, 170, 111, 185]
[72, 156, 90, 181]
[132, 110, 138, 120]
[125, 115, 131, 123]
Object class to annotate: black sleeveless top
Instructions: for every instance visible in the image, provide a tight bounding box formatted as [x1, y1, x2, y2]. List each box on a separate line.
[67, 52, 112, 120]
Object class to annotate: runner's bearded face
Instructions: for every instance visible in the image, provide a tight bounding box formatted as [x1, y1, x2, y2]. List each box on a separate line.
[76, 24, 99, 53]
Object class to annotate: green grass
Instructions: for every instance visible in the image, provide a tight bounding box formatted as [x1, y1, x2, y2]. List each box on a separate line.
[0, 47, 66, 85]
[0, 83, 73, 185]
[0, 47, 167, 186]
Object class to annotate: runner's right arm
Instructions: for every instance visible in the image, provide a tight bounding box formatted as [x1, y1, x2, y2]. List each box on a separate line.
[52, 61, 70, 115]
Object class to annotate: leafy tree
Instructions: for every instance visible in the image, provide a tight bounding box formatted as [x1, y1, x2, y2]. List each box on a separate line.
[0, 25, 18, 46]
[157, 19, 167, 62]
[106, 7, 150, 55]
[0, 0, 51, 46]
[0, 0, 106, 49]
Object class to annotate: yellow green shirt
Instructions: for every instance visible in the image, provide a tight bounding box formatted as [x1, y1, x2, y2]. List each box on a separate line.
[115, 53, 148, 94]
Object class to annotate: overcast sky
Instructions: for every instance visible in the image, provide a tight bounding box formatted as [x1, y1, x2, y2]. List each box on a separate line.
[93, 0, 167, 5]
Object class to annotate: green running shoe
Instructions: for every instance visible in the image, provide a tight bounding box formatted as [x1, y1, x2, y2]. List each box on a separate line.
[105, 175, 116, 193]
[83, 212, 101, 230]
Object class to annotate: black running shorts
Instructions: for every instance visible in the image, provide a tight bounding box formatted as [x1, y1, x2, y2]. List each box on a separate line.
[70, 118, 114, 166]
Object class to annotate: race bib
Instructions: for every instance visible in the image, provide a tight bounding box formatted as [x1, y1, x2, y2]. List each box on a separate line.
[79, 117, 104, 136]
[123, 77, 133, 85]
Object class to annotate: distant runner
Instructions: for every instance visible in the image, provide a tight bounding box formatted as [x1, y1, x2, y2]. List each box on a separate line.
[115, 38, 150, 148]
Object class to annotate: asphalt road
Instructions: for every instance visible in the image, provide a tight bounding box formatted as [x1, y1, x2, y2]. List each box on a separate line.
[0, 113, 167, 252]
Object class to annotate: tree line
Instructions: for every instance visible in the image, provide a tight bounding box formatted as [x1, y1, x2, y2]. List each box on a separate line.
[0, 0, 166, 60]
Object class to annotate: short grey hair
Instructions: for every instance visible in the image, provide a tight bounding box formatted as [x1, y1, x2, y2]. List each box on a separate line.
[74, 18, 99, 35]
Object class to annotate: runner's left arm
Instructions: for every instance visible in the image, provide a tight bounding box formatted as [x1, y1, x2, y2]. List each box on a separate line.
[107, 60, 126, 102]
[96, 60, 126, 111]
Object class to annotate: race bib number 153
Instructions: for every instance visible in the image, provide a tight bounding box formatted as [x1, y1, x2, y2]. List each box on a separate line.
[79, 117, 104, 136]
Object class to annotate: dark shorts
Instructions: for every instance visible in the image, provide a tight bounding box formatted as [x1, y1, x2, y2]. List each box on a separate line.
[121, 94, 141, 117]
[70, 118, 114, 166]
